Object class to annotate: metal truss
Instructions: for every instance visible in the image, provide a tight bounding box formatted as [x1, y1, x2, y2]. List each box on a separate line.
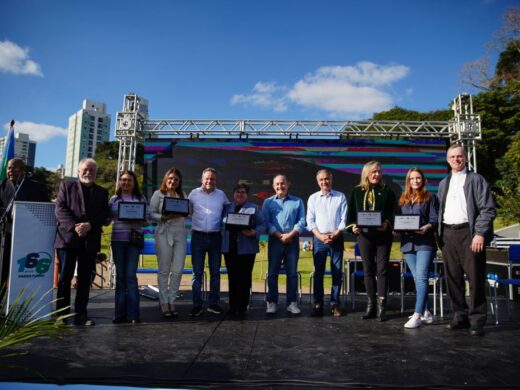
[115, 93, 481, 173]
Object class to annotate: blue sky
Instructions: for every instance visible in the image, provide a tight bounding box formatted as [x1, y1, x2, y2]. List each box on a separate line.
[0, 0, 516, 169]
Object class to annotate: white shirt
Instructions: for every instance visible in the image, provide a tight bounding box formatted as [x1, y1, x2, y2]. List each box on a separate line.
[443, 168, 468, 224]
[306, 189, 347, 234]
[188, 187, 229, 232]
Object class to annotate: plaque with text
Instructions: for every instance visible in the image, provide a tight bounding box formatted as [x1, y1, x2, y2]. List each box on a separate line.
[162, 197, 190, 216]
[225, 213, 253, 230]
[118, 202, 146, 221]
[357, 211, 382, 227]
[394, 215, 421, 231]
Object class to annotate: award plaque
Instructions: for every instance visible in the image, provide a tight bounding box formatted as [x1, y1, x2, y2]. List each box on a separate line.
[118, 202, 146, 221]
[162, 197, 190, 216]
[225, 213, 253, 230]
[356, 211, 382, 227]
[394, 215, 421, 231]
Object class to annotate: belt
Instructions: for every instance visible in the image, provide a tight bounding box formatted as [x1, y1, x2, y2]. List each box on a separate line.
[443, 223, 469, 230]
[192, 230, 221, 236]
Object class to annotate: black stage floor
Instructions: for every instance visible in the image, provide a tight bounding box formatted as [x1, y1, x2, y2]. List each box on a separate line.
[1, 289, 519, 389]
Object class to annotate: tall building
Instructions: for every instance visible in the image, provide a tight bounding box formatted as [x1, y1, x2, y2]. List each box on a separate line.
[65, 99, 111, 177]
[0, 132, 37, 167]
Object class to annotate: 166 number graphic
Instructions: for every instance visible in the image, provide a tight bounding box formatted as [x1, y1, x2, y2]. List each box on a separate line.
[17, 252, 52, 274]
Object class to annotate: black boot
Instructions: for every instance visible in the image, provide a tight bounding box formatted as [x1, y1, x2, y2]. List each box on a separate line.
[362, 297, 376, 320]
[377, 296, 387, 322]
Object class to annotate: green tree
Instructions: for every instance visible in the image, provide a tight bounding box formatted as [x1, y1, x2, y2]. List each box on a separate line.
[94, 141, 144, 196]
[372, 106, 452, 121]
[28, 167, 62, 200]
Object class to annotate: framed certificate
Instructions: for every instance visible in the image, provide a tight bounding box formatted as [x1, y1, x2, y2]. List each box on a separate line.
[118, 202, 146, 221]
[225, 213, 253, 230]
[357, 211, 382, 227]
[394, 215, 421, 231]
[162, 197, 190, 216]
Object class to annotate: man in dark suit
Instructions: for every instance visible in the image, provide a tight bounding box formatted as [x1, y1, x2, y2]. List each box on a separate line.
[0, 158, 50, 287]
[54, 158, 109, 326]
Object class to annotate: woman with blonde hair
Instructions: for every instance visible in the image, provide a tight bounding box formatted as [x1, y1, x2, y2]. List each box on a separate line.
[346, 160, 397, 321]
[149, 167, 188, 318]
[397, 167, 439, 328]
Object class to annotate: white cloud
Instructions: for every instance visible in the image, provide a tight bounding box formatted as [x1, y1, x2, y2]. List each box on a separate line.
[3, 121, 67, 142]
[231, 62, 410, 116]
[0, 40, 43, 76]
[230, 82, 289, 112]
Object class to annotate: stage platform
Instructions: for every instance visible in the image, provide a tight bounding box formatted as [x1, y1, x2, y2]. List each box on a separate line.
[1, 289, 519, 389]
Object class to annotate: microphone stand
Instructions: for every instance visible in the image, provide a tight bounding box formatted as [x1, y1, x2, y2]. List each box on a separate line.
[0, 174, 28, 293]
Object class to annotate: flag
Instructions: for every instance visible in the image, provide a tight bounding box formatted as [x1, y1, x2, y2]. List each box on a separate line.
[0, 120, 16, 181]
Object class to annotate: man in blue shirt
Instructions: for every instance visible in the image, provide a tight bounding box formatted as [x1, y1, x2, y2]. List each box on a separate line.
[262, 174, 305, 315]
[307, 169, 347, 317]
[188, 168, 229, 317]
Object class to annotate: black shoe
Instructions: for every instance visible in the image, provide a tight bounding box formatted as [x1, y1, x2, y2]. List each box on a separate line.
[112, 317, 127, 324]
[362, 298, 377, 320]
[207, 304, 224, 314]
[74, 318, 95, 327]
[377, 297, 387, 322]
[311, 303, 324, 317]
[446, 318, 471, 330]
[129, 319, 141, 324]
[190, 305, 203, 317]
[469, 326, 485, 336]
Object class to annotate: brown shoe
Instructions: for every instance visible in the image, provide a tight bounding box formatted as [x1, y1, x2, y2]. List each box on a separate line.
[331, 304, 343, 317]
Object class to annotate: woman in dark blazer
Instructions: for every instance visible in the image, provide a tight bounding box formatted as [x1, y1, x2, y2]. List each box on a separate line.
[346, 160, 397, 321]
[397, 167, 439, 329]
[221, 183, 265, 318]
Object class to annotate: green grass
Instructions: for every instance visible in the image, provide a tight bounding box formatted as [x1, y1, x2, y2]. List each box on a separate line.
[101, 224, 405, 291]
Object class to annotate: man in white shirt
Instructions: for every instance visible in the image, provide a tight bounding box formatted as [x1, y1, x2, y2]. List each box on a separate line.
[306, 169, 347, 317]
[438, 145, 496, 336]
[188, 168, 229, 316]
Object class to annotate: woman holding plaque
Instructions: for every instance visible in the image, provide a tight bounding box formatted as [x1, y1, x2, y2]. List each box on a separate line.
[346, 160, 397, 321]
[109, 170, 148, 324]
[149, 167, 188, 318]
[397, 168, 439, 329]
[221, 183, 265, 318]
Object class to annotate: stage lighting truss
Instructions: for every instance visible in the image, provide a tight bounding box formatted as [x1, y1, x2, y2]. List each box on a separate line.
[115, 93, 481, 175]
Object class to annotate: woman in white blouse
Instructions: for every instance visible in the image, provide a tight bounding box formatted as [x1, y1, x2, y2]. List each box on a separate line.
[149, 167, 188, 318]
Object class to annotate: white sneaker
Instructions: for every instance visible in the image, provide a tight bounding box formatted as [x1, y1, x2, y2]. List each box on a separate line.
[421, 310, 434, 324]
[286, 301, 301, 315]
[404, 313, 422, 329]
[266, 302, 278, 314]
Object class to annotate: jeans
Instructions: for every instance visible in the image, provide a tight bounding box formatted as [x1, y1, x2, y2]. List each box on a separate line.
[111, 241, 140, 320]
[191, 231, 222, 306]
[56, 248, 96, 319]
[267, 237, 299, 305]
[404, 250, 434, 314]
[313, 236, 344, 305]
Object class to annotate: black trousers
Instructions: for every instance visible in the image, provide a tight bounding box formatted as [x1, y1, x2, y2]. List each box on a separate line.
[0, 232, 12, 289]
[440, 226, 487, 327]
[356, 230, 392, 299]
[224, 251, 255, 312]
[56, 248, 96, 319]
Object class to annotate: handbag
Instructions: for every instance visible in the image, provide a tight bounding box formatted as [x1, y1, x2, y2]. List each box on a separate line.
[129, 228, 144, 249]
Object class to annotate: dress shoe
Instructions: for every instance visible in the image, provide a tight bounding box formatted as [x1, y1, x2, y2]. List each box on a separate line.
[311, 303, 324, 317]
[446, 319, 470, 330]
[129, 319, 141, 325]
[469, 326, 485, 336]
[74, 318, 95, 327]
[112, 317, 127, 324]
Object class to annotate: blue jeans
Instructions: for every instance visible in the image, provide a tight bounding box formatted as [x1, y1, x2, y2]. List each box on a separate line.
[267, 237, 299, 305]
[313, 236, 344, 305]
[404, 250, 434, 314]
[190, 231, 222, 306]
[111, 241, 140, 320]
